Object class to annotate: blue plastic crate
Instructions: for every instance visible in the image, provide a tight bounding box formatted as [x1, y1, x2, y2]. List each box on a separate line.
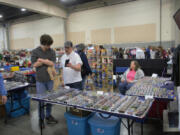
[64, 112, 91, 135]
[88, 113, 121, 135]
[13, 90, 28, 100]
[5, 96, 30, 118]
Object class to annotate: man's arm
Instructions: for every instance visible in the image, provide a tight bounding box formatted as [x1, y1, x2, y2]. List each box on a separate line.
[66, 63, 81, 71]
[31, 51, 42, 68]
[38, 50, 56, 67]
[38, 59, 54, 66]
[0, 74, 7, 104]
[33, 61, 43, 68]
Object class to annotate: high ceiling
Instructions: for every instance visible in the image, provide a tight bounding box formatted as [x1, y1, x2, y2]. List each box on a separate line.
[0, 0, 137, 23]
[59, 0, 97, 7]
[0, 4, 37, 23]
[57, 0, 137, 13]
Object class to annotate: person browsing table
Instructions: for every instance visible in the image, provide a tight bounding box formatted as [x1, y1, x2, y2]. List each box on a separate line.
[31, 34, 58, 128]
[61, 41, 83, 90]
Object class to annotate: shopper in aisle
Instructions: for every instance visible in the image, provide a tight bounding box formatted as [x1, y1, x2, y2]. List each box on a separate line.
[31, 34, 58, 128]
[76, 43, 92, 90]
[0, 73, 7, 104]
[61, 41, 83, 90]
[119, 61, 144, 95]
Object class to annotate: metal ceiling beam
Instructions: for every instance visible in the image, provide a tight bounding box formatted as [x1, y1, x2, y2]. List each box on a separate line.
[67, 0, 137, 13]
[0, 0, 67, 18]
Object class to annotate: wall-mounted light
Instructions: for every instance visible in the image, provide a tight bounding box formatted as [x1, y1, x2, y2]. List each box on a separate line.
[21, 8, 27, 12]
[0, 14, 3, 18]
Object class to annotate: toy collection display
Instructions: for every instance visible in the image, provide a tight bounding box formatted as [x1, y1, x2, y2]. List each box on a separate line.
[86, 46, 113, 92]
[32, 87, 154, 118]
[126, 77, 174, 99]
[4, 81, 28, 91]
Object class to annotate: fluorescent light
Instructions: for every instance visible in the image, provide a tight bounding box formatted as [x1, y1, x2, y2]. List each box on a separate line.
[21, 8, 27, 12]
[0, 14, 3, 18]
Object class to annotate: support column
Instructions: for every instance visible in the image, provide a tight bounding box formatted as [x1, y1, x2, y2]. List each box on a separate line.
[63, 18, 67, 42]
[2, 23, 10, 50]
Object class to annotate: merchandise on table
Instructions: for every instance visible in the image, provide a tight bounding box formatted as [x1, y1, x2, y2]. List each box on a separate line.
[126, 77, 174, 99]
[4, 81, 28, 91]
[32, 88, 154, 118]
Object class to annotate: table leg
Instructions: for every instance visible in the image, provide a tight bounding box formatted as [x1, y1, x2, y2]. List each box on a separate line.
[141, 122, 143, 135]
[40, 102, 43, 135]
[127, 119, 131, 135]
[131, 121, 133, 135]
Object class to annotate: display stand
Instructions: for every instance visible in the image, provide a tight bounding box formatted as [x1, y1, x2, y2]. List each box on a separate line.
[86, 45, 113, 92]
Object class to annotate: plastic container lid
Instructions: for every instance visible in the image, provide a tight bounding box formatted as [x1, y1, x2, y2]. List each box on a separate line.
[88, 113, 120, 128]
[64, 112, 90, 121]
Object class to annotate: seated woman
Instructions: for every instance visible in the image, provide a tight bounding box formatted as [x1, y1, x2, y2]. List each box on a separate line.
[119, 61, 144, 95]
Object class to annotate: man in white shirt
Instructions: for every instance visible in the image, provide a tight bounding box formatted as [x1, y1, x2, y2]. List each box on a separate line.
[61, 41, 83, 90]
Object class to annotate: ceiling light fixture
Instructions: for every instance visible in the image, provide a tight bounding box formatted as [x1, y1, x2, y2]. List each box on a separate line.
[21, 8, 27, 12]
[0, 14, 3, 18]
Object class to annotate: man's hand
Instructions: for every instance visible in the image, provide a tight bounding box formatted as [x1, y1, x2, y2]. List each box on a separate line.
[61, 81, 65, 87]
[38, 58, 45, 63]
[66, 63, 73, 68]
[2, 96, 7, 104]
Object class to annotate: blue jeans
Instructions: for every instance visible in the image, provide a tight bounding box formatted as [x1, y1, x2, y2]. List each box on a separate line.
[119, 81, 134, 95]
[66, 81, 82, 91]
[36, 80, 53, 120]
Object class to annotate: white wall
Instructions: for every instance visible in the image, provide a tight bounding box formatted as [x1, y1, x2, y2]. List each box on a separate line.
[67, 0, 175, 45]
[9, 17, 65, 50]
[174, 0, 180, 45]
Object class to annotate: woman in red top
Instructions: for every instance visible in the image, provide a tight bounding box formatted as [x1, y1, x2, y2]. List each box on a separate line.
[119, 61, 144, 95]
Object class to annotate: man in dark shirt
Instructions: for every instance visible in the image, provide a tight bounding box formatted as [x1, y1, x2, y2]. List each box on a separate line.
[31, 34, 58, 128]
[76, 43, 92, 90]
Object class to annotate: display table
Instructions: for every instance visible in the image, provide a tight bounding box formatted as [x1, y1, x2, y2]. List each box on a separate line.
[4, 81, 29, 123]
[126, 77, 175, 119]
[126, 77, 175, 101]
[31, 87, 154, 135]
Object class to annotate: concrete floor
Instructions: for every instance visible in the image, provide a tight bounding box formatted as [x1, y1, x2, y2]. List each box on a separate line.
[0, 89, 178, 135]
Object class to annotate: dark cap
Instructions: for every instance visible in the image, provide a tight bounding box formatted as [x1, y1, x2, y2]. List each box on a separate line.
[64, 41, 73, 48]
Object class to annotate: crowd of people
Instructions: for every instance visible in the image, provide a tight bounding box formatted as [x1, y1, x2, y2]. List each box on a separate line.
[0, 34, 177, 129]
[112, 46, 175, 60]
[0, 50, 32, 67]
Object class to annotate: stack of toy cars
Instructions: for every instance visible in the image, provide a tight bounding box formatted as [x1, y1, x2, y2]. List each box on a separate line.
[126, 77, 174, 99]
[32, 88, 154, 118]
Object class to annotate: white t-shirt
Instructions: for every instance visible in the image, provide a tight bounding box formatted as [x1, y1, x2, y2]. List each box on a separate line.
[61, 51, 82, 84]
[136, 49, 145, 59]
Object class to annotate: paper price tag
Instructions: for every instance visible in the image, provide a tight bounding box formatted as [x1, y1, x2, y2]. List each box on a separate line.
[97, 91, 104, 95]
[145, 95, 153, 99]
